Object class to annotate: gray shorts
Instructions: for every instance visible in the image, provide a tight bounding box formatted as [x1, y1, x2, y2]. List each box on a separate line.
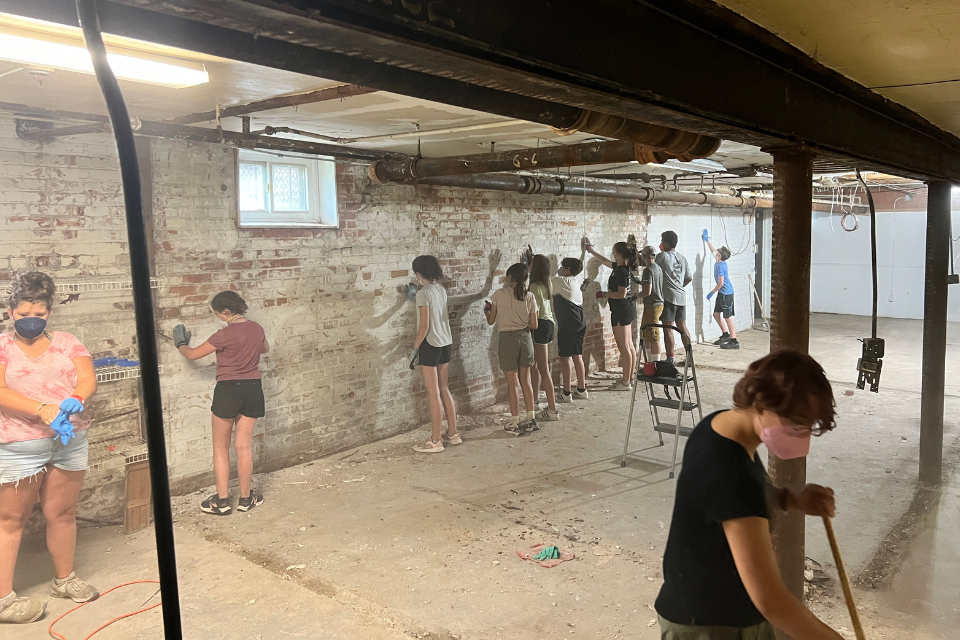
[498, 329, 535, 372]
[0, 430, 89, 485]
[659, 615, 775, 640]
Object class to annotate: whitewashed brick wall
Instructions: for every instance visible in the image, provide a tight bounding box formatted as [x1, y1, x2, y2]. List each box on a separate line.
[645, 205, 757, 343]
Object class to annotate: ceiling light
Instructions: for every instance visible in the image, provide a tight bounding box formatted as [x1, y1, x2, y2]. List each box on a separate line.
[0, 28, 208, 88]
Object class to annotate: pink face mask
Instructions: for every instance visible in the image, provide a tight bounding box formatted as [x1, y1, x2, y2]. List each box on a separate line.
[759, 417, 811, 460]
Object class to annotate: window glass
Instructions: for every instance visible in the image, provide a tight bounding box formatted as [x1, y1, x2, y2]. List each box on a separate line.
[238, 162, 268, 212]
[271, 164, 308, 211]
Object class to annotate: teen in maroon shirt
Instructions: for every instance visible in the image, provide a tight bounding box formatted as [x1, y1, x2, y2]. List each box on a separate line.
[174, 291, 269, 516]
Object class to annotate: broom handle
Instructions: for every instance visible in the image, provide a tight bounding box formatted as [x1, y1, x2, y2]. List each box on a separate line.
[822, 516, 866, 640]
[747, 273, 768, 321]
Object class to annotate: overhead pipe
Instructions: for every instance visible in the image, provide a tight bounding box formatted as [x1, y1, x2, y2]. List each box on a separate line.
[369, 138, 722, 184]
[414, 173, 771, 208]
[165, 85, 377, 125]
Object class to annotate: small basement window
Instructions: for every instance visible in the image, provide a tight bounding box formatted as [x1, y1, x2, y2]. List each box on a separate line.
[237, 150, 338, 227]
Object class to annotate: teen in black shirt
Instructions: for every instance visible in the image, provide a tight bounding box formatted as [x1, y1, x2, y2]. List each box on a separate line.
[656, 350, 844, 640]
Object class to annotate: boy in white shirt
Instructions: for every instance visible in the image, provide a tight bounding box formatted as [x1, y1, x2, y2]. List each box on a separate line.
[551, 256, 589, 403]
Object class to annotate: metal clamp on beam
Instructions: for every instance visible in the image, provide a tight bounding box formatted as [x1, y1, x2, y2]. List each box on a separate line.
[856, 337, 884, 393]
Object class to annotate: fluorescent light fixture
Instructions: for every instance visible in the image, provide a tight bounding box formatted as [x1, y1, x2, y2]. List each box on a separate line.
[645, 158, 727, 174]
[0, 30, 208, 88]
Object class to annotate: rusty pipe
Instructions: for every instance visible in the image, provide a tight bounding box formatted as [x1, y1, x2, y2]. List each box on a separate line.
[369, 138, 720, 184]
[552, 110, 721, 160]
[415, 173, 771, 208]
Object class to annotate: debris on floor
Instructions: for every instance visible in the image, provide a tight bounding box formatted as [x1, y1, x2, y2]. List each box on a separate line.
[517, 543, 575, 568]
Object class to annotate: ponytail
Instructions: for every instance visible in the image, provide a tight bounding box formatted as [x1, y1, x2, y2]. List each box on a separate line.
[506, 263, 529, 301]
[613, 241, 640, 270]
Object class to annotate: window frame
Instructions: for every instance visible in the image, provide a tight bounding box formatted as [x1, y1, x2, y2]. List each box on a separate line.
[237, 149, 338, 229]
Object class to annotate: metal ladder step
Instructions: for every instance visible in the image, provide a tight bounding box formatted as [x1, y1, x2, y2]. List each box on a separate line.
[637, 374, 694, 387]
[649, 398, 698, 411]
[654, 423, 694, 438]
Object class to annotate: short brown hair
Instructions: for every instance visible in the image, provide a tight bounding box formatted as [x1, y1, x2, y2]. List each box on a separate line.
[211, 290, 248, 315]
[719, 246, 731, 261]
[412, 255, 443, 281]
[732, 349, 836, 434]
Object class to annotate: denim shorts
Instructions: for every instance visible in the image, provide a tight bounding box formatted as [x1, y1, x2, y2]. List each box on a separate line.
[0, 431, 89, 485]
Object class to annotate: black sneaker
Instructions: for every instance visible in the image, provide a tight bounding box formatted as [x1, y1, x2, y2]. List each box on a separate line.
[721, 338, 740, 350]
[200, 494, 231, 516]
[237, 492, 263, 512]
[520, 419, 540, 433]
[713, 333, 731, 345]
[504, 424, 523, 436]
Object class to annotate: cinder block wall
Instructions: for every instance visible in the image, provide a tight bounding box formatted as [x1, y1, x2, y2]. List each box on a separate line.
[1, 121, 748, 514]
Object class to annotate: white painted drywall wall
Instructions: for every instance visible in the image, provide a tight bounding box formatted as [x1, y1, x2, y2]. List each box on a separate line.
[811, 209, 960, 321]
[646, 205, 757, 343]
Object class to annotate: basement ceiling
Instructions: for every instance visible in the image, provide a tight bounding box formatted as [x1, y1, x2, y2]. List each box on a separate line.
[0, 12, 776, 183]
[713, 0, 960, 137]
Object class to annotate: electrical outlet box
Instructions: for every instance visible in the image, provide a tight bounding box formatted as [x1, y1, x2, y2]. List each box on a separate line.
[949, 274, 960, 285]
[856, 338, 884, 393]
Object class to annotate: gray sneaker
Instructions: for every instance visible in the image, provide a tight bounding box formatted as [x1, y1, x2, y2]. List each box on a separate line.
[50, 572, 99, 603]
[0, 592, 46, 624]
[572, 388, 590, 400]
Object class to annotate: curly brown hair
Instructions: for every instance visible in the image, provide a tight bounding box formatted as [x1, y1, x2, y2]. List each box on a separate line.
[8, 271, 55, 311]
[732, 349, 837, 434]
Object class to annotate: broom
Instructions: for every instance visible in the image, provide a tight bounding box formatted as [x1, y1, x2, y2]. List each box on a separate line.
[822, 516, 866, 640]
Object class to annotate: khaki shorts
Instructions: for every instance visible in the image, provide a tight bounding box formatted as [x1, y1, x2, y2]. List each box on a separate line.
[658, 615, 776, 640]
[642, 303, 664, 343]
[498, 329, 535, 372]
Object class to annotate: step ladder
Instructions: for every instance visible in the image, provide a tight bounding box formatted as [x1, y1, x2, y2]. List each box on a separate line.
[621, 323, 703, 478]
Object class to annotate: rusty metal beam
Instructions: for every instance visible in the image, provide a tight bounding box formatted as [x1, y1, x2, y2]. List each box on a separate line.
[767, 145, 816, 618]
[369, 138, 720, 184]
[919, 181, 952, 487]
[165, 84, 376, 125]
[15, 117, 392, 162]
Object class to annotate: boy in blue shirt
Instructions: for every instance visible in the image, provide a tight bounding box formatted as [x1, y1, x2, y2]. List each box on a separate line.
[703, 230, 739, 350]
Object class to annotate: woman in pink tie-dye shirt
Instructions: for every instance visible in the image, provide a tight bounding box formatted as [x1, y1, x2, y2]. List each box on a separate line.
[0, 272, 99, 624]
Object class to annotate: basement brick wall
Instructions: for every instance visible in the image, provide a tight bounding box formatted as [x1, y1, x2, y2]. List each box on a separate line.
[1, 119, 750, 512]
[148, 139, 646, 493]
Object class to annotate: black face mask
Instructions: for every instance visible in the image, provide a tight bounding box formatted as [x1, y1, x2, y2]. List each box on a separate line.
[14, 316, 46, 340]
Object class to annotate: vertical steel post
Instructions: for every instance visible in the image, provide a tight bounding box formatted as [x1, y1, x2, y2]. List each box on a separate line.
[766, 146, 816, 625]
[919, 182, 951, 486]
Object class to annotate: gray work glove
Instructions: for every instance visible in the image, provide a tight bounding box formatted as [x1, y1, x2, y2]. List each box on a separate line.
[173, 324, 191, 348]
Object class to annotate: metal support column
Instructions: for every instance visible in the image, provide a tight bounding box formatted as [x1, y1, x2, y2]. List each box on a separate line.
[919, 182, 952, 486]
[766, 146, 816, 626]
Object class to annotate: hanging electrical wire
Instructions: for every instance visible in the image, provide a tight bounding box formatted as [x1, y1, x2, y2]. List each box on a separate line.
[854, 169, 884, 392]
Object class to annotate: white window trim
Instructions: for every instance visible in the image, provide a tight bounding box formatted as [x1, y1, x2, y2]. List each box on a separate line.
[237, 149, 338, 228]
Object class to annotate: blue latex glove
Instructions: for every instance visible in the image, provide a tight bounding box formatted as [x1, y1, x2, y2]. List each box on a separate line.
[173, 324, 191, 348]
[706, 291, 715, 301]
[60, 397, 84, 416]
[50, 411, 75, 445]
[702, 229, 709, 242]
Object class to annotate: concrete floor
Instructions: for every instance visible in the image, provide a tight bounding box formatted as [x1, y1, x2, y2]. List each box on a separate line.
[8, 313, 959, 639]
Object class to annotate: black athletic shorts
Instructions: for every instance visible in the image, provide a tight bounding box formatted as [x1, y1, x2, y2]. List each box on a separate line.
[714, 292, 735, 318]
[533, 318, 555, 344]
[609, 300, 636, 327]
[554, 295, 586, 357]
[661, 301, 686, 323]
[418, 341, 452, 367]
[212, 379, 265, 419]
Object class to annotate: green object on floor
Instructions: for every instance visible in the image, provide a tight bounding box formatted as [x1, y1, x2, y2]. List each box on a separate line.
[533, 546, 560, 561]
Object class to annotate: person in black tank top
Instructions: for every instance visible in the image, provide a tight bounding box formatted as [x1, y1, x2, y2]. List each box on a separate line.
[656, 350, 844, 640]
[584, 238, 639, 391]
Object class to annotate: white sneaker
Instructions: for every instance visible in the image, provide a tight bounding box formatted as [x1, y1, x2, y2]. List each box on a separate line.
[572, 389, 590, 400]
[50, 572, 98, 603]
[609, 381, 632, 391]
[413, 438, 444, 453]
[537, 408, 560, 421]
[0, 592, 46, 624]
[555, 391, 573, 404]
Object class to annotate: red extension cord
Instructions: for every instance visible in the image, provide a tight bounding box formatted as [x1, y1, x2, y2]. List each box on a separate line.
[47, 580, 162, 640]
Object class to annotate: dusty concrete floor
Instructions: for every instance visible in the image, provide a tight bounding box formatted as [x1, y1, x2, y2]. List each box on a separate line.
[8, 313, 959, 639]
